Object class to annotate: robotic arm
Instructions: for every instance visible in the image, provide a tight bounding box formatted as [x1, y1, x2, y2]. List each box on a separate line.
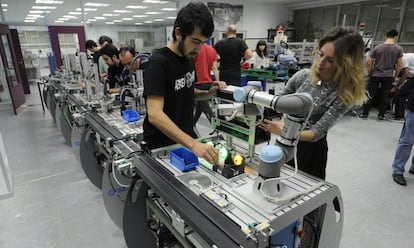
[233, 84, 314, 202]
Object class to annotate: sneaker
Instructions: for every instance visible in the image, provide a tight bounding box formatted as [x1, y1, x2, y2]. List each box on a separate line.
[359, 113, 368, 119]
[377, 115, 387, 121]
[393, 174, 407, 186]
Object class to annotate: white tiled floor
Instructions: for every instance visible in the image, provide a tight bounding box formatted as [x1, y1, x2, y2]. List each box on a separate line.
[1, 83, 413, 248]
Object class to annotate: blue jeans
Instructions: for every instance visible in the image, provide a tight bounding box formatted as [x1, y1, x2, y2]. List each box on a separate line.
[392, 111, 414, 175]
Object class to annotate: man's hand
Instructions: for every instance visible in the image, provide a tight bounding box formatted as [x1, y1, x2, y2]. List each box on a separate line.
[191, 142, 218, 165]
[208, 81, 227, 93]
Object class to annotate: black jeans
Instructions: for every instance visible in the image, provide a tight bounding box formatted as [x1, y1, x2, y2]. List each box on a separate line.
[287, 136, 328, 180]
[394, 78, 414, 118]
[194, 82, 213, 126]
[362, 76, 394, 117]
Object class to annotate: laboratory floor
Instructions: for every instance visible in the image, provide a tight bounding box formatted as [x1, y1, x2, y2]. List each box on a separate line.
[1, 83, 413, 248]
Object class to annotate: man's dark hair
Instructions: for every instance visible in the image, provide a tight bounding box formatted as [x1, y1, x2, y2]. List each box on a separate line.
[386, 29, 399, 38]
[119, 45, 136, 57]
[85, 40, 97, 49]
[99, 44, 119, 58]
[172, 2, 214, 41]
[98, 35, 113, 46]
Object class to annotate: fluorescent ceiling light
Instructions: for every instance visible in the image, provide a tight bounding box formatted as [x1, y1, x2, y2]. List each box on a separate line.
[35, 0, 63, 4]
[146, 12, 162, 15]
[113, 10, 132, 13]
[161, 8, 176, 11]
[133, 15, 148, 18]
[76, 8, 97, 11]
[30, 10, 51, 13]
[32, 6, 57, 10]
[143, 0, 168, 4]
[85, 3, 109, 7]
[126, 5, 148, 9]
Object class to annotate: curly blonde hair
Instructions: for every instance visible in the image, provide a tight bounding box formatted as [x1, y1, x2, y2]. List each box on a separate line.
[312, 27, 366, 107]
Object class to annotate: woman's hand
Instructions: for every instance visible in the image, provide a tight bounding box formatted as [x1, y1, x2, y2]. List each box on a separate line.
[259, 118, 284, 135]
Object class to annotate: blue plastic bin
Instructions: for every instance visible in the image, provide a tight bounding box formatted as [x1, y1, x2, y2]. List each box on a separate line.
[122, 110, 140, 122]
[169, 147, 199, 172]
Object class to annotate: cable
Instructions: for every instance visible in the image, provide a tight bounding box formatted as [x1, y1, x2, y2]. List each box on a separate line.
[112, 161, 131, 188]
[126, 149, 144, 159]
[107, 162, 123, 202]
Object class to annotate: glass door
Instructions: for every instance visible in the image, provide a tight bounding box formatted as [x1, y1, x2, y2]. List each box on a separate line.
[0, 25, 25, 114]
[0, 51, 11, 108]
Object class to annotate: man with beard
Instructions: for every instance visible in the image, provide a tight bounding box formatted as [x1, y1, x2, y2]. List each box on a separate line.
[99, 44, 125, 93]
[143, 2, 218, 165]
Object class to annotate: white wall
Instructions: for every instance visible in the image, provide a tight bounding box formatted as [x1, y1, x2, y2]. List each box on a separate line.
[178, 0, 290, 49]
[14, 1, 291, 52]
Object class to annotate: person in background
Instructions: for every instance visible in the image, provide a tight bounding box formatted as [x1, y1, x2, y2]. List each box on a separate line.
[98, 35, 112, 47]
[97, 35, 113, 80]
[85, 40, 101, 65]
[143, 2, 218, 165]
[259, 27, 366, 179]
[193, 43, 226, 126]
[250, 40, 269, 69]
[99, 44, 125, 93]
[214, 24, 252, 86]
[391, 82, 414, 186]
[360, 29, 403, 120]
[118, 45, 137, 84]
[391, 53, 414, 121]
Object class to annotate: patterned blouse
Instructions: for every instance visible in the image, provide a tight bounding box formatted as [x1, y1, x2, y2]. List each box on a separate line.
[280, 69, 347, 141]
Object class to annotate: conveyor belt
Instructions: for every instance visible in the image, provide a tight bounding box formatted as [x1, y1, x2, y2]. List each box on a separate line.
[131, 153, 258, 248]
[85, 112, 124, 141]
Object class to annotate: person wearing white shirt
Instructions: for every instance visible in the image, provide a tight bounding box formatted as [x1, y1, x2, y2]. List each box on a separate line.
[250, 40, 270, 69]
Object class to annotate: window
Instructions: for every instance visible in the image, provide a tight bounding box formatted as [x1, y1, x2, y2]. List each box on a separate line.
[375, 0, 402, 40]
[339, 4, 359, 28]
[399, 0, 414, 42]
[118, 31, 153, 48]
[359, 0, 380, 36]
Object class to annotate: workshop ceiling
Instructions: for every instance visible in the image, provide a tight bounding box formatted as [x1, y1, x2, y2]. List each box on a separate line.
[0, 0, 341, 27]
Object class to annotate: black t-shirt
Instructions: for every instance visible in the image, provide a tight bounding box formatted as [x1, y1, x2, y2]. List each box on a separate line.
[214, 37, 248, 86]
[143, 47, 197, 149]
[92, 52, 101, 64]
[107, 62, 125, 88]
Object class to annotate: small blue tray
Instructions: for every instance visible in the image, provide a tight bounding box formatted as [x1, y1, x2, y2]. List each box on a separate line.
[169, 147, 199, 172]
[122, 110, 140, 122]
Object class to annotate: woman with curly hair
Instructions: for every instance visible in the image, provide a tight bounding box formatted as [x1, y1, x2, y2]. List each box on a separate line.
[259, 27, 366, 179]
